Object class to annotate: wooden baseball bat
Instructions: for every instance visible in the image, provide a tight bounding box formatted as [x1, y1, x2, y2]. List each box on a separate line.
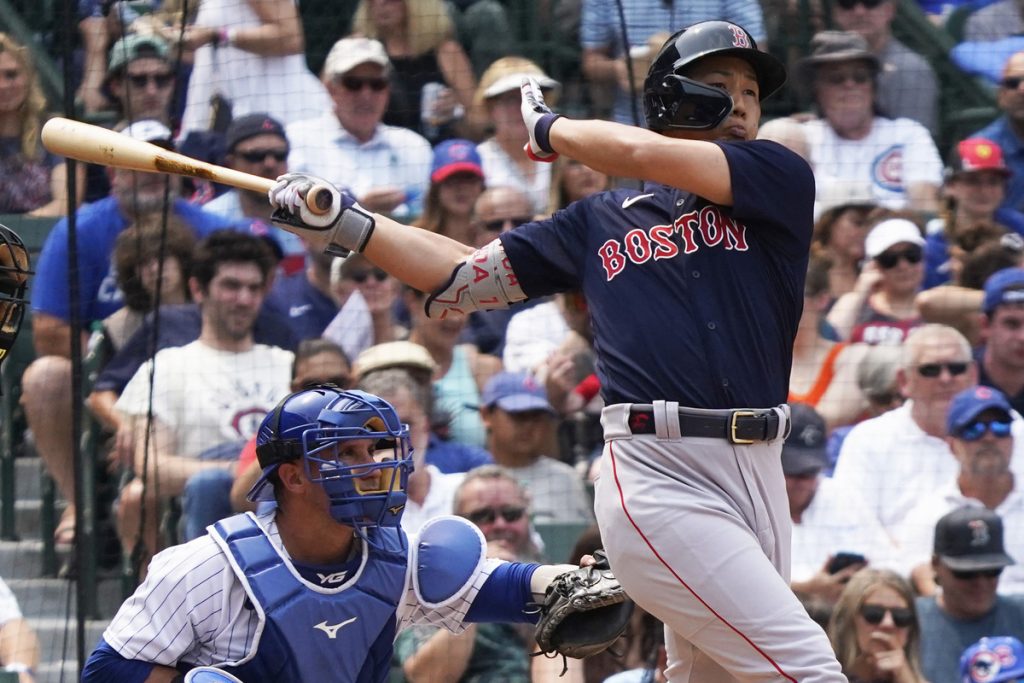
[40, 117, 334, 214]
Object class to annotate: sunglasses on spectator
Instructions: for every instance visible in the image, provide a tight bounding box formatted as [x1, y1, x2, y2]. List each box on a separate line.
[836, 0, 886, 8]
[916, 361, 969, 378]
[463, 505, 527, 525]
[340, 76, 389, 92]
[126, 72, 174, 89]
[482, 216, 534, 232]
[951, 568, 1003, 581]
[956, 418, 1013, 441]
[859, 604, 914, 627]
[348, 268, 389, 283]
[1002, 77, 1024, 90]
[874, 246, 923, 269]
[236, 149, 288, 163]
[821, 69, 873, 86]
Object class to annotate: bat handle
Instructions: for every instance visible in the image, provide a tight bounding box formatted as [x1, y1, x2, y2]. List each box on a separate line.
[306, 185, 334, 215]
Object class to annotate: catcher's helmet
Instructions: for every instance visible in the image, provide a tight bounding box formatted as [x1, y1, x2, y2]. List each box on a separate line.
[960, 637, 1024, 683]
[643, 21, 787, 131]
[248, 386, 413, 532]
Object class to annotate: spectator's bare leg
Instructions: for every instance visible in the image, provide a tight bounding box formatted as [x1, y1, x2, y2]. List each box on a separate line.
[116, 478, 160, 574]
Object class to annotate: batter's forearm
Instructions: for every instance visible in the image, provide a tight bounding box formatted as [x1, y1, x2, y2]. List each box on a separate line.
[362, 215, 475, 294]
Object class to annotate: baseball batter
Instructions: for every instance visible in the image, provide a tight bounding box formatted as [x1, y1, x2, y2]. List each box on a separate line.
[82, 386, 624, 682]
[266, 20, 844, 681]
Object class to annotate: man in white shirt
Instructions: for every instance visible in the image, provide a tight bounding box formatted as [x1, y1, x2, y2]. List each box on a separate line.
[286, 37, 432, 222]
[114, 231, 294, 570]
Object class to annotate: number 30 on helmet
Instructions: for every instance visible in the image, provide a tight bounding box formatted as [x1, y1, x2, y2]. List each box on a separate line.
[642, 20, 787, 131]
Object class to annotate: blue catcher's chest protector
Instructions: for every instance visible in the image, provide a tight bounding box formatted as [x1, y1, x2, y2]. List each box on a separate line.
[209, 514, 408, 683]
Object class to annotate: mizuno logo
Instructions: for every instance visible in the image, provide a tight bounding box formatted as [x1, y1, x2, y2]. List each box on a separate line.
[314, 617, 357, 639]
[621, 193, 654, 209]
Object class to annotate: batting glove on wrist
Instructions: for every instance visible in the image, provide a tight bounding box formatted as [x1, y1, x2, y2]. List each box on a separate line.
[520, 76, 561, 163]
[268, 173, 375, 256]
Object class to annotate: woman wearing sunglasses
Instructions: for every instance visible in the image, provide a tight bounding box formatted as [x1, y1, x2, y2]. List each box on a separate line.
[826, 217, 926, 343]
[828, 569, 928, 683]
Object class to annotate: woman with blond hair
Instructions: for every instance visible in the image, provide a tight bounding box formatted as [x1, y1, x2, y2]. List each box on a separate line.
[0, 33, 82, 216]
[828, 569, 929, 683]
[352, 0, 476, 143]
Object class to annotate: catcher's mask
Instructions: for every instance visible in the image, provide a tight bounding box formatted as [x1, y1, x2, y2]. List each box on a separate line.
[0, 224, 31, 368]
[248, 386, 413, 535]
[643, 20, 786, 131]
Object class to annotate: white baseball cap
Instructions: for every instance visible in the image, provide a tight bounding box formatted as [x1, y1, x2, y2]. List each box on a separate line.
[864, 218, 925, 259]
[323, 37, 390, 77]
[121, 119, 174, 147]
[482, 72, 559, 99]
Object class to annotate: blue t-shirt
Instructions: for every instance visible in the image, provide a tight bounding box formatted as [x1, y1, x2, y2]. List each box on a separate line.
[425, 433, 493, 474]
[500, 140, 813, 408]
[262, 272, 339, 342]
[973, 117, 1024, 214]
[31, 197, 233, 325]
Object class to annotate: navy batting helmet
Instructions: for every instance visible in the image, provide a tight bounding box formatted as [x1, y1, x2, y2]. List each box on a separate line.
[643, 21, 787, 131]
[248, 386, 413, 532]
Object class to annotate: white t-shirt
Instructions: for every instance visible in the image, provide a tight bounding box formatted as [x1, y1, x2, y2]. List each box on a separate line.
[803, 116, 943, 214]
[401, 465, 465, 536]
[476, 138, 552, 216]
[115, 340, 293, 458]
[321, 290, 374, 365]
[102, 512, 500, 668]
[502, 301, 569, 375]
[0, 577, 22, 625]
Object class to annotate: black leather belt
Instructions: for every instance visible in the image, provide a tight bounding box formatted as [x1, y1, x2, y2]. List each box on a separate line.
[627, 407, 781, 444]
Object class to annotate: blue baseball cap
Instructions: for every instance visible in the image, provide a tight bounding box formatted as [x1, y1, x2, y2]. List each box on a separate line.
[479, 372, 555, 414]
[430, 139, 483, 184]
[947, 385, 1013, 435]
[960, 636, 1024, 683]
[984, 267, 1024, 314]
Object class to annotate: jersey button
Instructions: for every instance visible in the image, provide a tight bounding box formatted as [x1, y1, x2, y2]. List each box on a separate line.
[692, 271, 700, 278]
[722, 378, 730, 387]
[707, 322, 716, 330]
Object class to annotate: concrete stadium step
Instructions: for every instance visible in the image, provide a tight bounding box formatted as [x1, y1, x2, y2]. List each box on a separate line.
[13, 498, 66, 541]
[5, 578, 122, 620]
[14, 456, 42, 500]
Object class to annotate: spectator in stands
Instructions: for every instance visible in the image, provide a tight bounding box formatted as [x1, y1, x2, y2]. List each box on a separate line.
[404, 286, 501, 449]
[973, 52, 1024, 213]
[287, 36, 431, 221]
[415, 138, 485, 245]
[897, 385, 1024, 595]
[103, 33, 176, 126]
[916, 507, 1024, 683]
[810, 186, 877, 301]
[22, 120, 234, 549]
[479, 372, 593, 525]
[546, 157, 610, 215]
[965, 0, 1024, 41]
[0, 32, 83, 216]
[828, 569, 928, 683]
[200, 113, 305, 275]
[175, 0, 331, 141]
[579, 0, 766, 127]
[260, 246, 339, 342]
[798, 31, 943, 214]
[322, 253, 402, 362]
[924, 138, 1024, 289]
[103, 215, 195, 352]
[0, 576, 39, 683]
[833, 324, 978, 532]
[350, 0, 476, 143]
[790, 258, 870, 430]
[826, 217, 926, 344]
[113, 231, 293, 567]
[474, 57, 559, 215]
[830, 0, 939, 134]
[974, 268, 1024, 417]
[394, 465, 537, 683]
[786, 404, 897, 610]
[448, 0, 515, 78]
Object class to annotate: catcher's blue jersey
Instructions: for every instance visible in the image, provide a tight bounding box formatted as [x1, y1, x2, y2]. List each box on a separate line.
[500, 139, 814, 409]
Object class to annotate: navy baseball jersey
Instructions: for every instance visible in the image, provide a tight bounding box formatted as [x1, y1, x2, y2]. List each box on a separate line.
[500, 140, 814, 409]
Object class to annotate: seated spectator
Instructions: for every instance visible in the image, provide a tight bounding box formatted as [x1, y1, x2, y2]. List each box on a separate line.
[790, 258, 870, 430]
[786, 404, 896, 609]
[287, 37, 431, 221]
[22, 120, 236, 549]
[479, 372, 593, 525]
[797, 31, 942, 215]
[896, 386, 1024, 595]
[260, 246, 339, 342]
[393, 465, 539, 683]
[916, 507, 1024, 683]
[827, 217, 926, 344]
[103, 32, 176, 126]
[810, 186, 876, 302]
[174, 0, 332, 141]
[0, 576, 39, 683]
[322, 253, 401, 362]
[924, 138, 1023, 289]
[977, 268, 1024, 415]
[473, 57, 559, 215]
[828, 569, 928, 683]
[833, 324, 977, 532]
[415, 138, 485, 245]
[546, 157, 610, 215]
[830, 0, 938, 134]
[959, 636, 1024, 682]
[0, 32, 83, 216]
[972, 52, 1024, 213]
[113, 231, 293, 569]
[199, 113, 305, 275]
[350, 0, 476, 143]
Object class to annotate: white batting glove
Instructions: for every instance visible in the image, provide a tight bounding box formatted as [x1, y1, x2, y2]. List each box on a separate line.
[520, 76, 561, 163]
[183, 666, 243, 683]
[269, 173, 376, 256]
[268, 172, 344, 229]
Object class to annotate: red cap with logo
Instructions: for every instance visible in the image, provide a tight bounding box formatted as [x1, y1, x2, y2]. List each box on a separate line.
[948, 137, 1012, 178]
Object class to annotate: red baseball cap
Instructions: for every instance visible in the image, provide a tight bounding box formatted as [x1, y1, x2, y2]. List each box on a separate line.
[947, 137, 1012, 178]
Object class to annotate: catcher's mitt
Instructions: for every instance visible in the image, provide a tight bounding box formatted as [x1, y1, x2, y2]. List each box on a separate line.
[534, 550, 634, 663]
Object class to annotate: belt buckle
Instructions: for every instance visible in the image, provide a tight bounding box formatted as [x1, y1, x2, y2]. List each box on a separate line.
[729, 411, 757, 445]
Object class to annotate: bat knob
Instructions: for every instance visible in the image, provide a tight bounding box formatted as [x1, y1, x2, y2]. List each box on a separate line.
[308, 186, 334, 215]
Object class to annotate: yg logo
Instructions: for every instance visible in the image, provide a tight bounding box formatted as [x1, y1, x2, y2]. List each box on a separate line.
[314, 617, 358, 639]
[316, 571, 348, 585]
